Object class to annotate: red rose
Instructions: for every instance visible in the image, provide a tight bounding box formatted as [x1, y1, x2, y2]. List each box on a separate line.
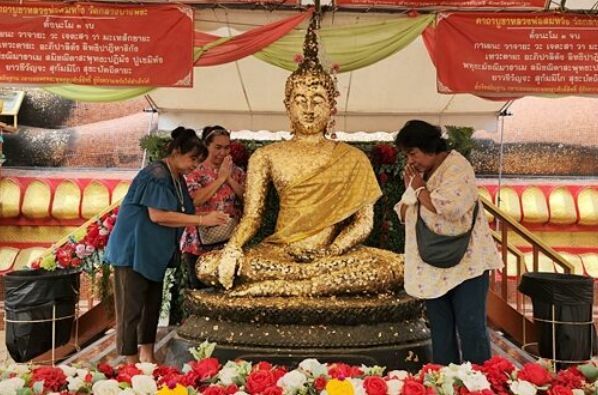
[97, 362, 115, 378]
[518, 363, 552, 386]
[255, 361, 273, 371]
[373, 144, 398, 165]
[229, 141, 249, 168]
[56, 244, 76, 266]
[328, 363, 353, 379]
[314, 376, 328, 391]
[116, 364, 142, 384]
[549, 385, 574, 395]
[31, 367, 67, 392]
[554, 368, 584, 389]
[224, 384, 239, 394]
[402, 379, 427, 395]
[364, 376, 388, 395]
[245, 370, 276, 394]
[153, 365, 180, 380]
[203, 385, 226, 395]
[262, 386, 284, 395]
[190, 358, 221, 380]
[421, 364, 443, 374]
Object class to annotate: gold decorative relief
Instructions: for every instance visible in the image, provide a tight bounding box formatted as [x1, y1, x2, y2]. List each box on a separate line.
[13, 247, 46, 271]
[521, 187, 549, 224]
[577, 188, 598, 226]
[495, 187, 521, 222]
[581, 253, 598, 278]
[0, 178, 21, 218]
[81, 180, 110, 219]
[111, 181, 130, 204]
[557, 252, 584, 275]
[548, 187, 577, 225]
[478, 187, 494, 223]
[0, 247, 19, 272]
[21, 180, 51, 219]
[51, 180, 81, 220]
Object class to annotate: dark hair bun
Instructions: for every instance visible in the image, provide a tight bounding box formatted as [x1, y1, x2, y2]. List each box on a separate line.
[171, 126, 187, 140]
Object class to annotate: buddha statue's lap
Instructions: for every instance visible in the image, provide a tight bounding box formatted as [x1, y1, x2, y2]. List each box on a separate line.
[195, 16, 404, 298]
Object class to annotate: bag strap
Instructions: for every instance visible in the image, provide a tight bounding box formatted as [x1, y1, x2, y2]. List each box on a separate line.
[418, 199, 480, 234]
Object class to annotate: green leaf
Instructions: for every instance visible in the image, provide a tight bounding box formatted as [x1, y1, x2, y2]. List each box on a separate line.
[577, 363, 598, 383]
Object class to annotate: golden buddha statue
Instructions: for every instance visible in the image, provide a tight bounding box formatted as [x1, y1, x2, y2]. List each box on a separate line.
[196, 16, 404, 297]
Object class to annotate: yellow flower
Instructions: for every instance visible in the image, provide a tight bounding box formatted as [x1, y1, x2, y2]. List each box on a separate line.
[157, 384, 188, 395]
[326, 378, 355, 395]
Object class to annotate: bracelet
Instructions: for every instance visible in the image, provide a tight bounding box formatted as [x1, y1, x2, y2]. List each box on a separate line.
[414, 186, 426, 198]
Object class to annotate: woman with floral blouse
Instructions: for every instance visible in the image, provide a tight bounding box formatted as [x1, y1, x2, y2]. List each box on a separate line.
[394, 120, 502, 365]
[180, 125, 246, 288]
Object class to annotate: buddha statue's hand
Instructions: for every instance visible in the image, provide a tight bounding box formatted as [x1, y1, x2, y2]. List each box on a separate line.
[217, 246, 243, 290]
[286, 245, 342, 263]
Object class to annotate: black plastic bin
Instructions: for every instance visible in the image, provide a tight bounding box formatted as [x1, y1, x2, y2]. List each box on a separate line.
[4, 269, 80, 362]
[519, 272, 596, 366]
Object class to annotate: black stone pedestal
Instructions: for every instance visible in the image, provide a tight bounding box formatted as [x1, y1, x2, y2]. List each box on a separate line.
[165, 333, 431, 372]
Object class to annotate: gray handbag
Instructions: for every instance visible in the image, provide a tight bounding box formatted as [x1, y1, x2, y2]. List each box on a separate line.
[416, 201, 480, 268]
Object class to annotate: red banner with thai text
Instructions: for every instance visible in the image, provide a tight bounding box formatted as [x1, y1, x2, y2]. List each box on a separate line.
[433, 12, 598, 96]
[336, 0, 546, 9]
[0, 2, 194, 87]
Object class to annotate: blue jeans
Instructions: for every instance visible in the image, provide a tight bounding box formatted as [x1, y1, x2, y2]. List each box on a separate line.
[424, 271, 491, 365]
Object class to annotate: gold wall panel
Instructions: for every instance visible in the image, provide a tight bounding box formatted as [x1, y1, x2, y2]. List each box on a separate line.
[81, 180, 110, 219]
[557, 252, 584, 275]
[0, 226, 77, 243]
[523, 253, 556, 273]
[0, 178, 21, 218]
[51, 180, 81, 220]
[548, 187, 577, 225]
[111, 181, 130, 204]
[21, 180, 51, 219]
[13, 247, 46, 271]
[577, 188, 598, 226]
[478, 187, 494, 223]
[521, 187, 549, 224]
[507, 231, 597, 249]
[495, 187, 521, 222]
[581, 253, 598, 278]
[0, 247, 19, 272]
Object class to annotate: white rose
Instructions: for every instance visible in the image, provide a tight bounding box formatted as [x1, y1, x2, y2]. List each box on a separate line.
[350, 378, 366, 395]
[67, 376, 86, 392]
[233, 392, 250, 395]
[299, 359, 328, 377]
[277, 370, 307, 391]
[92, 379, 122, 395]
[572, 390, 585, 395]
[118, 389, 137, 395]
[76, 368, 90, 378]
[131, 375, 158, 395]
[135, 363, 157, 376]
[0, 377, 26, 395]
[387, 378, 404, 395]
[59, 364, 78, 377]
[462, 372, 491, 392]
[510, 380, 538, 395]
[387, 370, 409, 380]
[218, 366, 239, 386]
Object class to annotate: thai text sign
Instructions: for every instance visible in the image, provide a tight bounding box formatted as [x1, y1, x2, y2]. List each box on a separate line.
[336, 0, 546, 9]
[0, 2, 194, 87]
[434, 13, 598, 96]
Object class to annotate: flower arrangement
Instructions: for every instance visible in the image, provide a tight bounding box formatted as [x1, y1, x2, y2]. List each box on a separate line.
[1, 346, 598, 395]
[32, 207, 119, 273]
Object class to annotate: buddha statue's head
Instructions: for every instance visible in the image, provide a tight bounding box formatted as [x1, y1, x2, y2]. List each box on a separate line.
[285, 16, 337, 136]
